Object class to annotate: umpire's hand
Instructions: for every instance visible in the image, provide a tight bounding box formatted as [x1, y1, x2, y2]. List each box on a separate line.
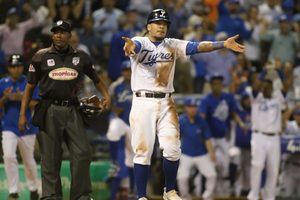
[18, 114, 28, 132]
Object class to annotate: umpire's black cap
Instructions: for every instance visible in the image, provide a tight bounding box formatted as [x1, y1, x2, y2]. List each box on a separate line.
[147, 9, 171, 24]
[50, 20, 72, 33]
[7, 54, 23, 67]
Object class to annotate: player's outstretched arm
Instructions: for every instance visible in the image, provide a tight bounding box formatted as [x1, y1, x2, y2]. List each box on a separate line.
[122, 36, 136, 56]
[198, 34, 245, 53]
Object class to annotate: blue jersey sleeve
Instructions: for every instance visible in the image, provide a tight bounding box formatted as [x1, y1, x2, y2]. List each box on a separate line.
[186, 41, 200, 55]
[201, 119, 212, 140]
[32, 85, 40, 100]
[199, 96, 208, 115]
[133, 40, 142, 54]
[179, 115, 185, 136]
[228, 94, 238, 113]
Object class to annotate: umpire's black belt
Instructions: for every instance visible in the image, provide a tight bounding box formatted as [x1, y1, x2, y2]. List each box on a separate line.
[135, 91, 171, 98]
[51, 99, 79, 107]
[253, 130, 276, 136]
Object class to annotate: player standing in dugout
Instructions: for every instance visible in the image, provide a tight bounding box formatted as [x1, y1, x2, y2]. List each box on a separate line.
[18, 20, 111, 200]
[122, 9, 245, 200]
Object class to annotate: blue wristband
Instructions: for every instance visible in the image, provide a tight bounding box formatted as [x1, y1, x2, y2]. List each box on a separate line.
[212, 41, 225, 50]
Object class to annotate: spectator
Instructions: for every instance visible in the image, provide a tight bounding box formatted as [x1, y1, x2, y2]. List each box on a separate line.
[244, 5, 263, 68]
[92, 0, 123, 45]
[78, 16, 103, 64]
[192, 32, 237, 87]
[260, 14, 299, 64]
[0, 4, 40, 56]
[259, 0, 282, 28]
[216, 0, 253, 40]
[107, 9, 141, 81]
[230, 54, 251, 93]
[69, 30, 91, 55]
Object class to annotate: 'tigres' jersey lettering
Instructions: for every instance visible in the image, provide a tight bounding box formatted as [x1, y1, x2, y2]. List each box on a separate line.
[139, 49, 174, 66]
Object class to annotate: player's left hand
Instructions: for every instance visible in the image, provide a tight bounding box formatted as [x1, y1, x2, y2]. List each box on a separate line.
[224, 35, 245, 53]
[18, 115, 28, 133]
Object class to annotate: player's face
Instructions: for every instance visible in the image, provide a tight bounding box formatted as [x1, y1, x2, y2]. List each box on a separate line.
[210, 79, 223, 95]
[262, 81, 273, 98]
[241, 97, 251, 110]
[8, 65, 24, 80]
[185, 105, 198, 117]
[147, 21, 168, 41]
[52, 29, 71, 49]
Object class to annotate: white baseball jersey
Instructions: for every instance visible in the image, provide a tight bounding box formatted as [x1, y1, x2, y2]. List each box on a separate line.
[251, 90, 285, 133]
[107, 117, 134, 167]
[130, 36, 189, 93]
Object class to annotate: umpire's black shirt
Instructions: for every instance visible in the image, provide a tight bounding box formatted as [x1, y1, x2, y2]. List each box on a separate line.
[27, 45, 99, 100]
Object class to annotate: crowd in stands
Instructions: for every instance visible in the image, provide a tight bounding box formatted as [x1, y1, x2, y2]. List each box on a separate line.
[0, 0, 300, 199]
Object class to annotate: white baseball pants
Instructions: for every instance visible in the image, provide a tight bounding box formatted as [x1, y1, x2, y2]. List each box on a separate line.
[129, 96, 181, 165]
[1, 131, 39, 193]
[247, 132, 280, 200]
[177, 154, 217, 200]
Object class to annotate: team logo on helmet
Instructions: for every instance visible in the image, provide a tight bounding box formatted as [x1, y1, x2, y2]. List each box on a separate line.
[57, 20, 63, 25]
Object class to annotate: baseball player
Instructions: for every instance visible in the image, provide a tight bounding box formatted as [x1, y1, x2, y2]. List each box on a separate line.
[0, 55, 39, 200]
[279, 108, 300, 198]
[107, 60, 134, 199]
[232, 93, 252, 196]
[122, 8, 244, 200]
[199, 74, 239, 195]
[177, 98, 217, 200]
[247, 78, 287, 200]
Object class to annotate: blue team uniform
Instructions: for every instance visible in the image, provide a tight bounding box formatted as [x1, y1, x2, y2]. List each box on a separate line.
[112, 80, 132, 124]
[235, 108, 251, 149]
[0, 75, 39, 136]
[199, 92, 237, 138]
[179, 113, 212, 156]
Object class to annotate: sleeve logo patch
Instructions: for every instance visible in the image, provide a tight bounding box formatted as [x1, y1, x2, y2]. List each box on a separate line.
[47, 59, 55, 66]
[28, 64, 35, 72]
[49, 67, 78, 80]
[72, 57, 80, 65]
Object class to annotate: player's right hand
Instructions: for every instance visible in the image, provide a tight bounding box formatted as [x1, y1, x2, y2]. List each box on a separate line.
[122, 36, 136, 56]
[18, 115, 28, 133]
[210, 152, 217, 163]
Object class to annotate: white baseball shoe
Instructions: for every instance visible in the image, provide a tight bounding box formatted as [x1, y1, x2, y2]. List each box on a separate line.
[138, 197, 148, 200]
[163, 188, 182, 200]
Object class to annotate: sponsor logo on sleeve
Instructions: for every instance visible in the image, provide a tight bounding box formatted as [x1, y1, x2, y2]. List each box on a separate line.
[49, 67, 78, 80]
[47, 59, 55, 66]
[28, 64, 35, 72]
[72, 57, 80, 65]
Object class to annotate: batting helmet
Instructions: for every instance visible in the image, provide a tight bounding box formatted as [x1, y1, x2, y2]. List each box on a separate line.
[147, 9, 171, 24]
[7, 54, 23, 67]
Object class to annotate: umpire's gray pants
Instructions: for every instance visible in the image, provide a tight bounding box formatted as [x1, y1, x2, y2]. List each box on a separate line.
[37, 104, 92, 200]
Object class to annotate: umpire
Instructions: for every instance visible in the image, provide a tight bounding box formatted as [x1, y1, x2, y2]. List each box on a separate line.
[18, 20, 111, 200]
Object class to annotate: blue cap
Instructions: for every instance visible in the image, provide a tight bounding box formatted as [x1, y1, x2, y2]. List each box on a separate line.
[121, 60, 131, 70]
[184, 98, 199, 106]
[294, 108, 300, 115]
[278, 14, 289, 22]
[209, 73, 224, 82]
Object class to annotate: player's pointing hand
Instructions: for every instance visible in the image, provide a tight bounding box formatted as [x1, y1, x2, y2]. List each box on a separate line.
[122, 36, 136, 56]
[224, 35, 245, 53]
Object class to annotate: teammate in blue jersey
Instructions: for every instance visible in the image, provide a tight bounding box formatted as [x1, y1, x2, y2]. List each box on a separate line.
[109, 60, 133, 124]
[177, 98, 217, 200]
[231, 93, 252, 196]
[107, 60, 134, 199]
[0, 55, 39, 200]
[199, 74, 239, 195]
